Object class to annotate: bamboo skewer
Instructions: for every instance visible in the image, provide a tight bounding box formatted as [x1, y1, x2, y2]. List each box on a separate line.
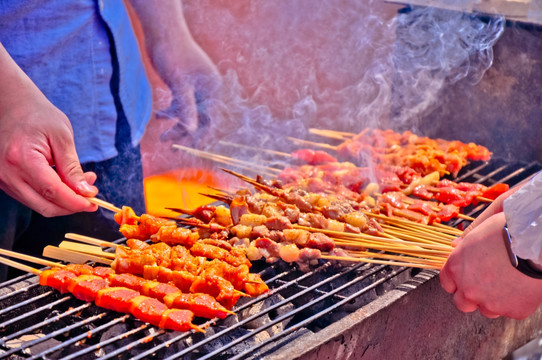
[0, 255, 208, 332]
[379, 223, 452, 242]
[383, 222, 457, 241]
[59, 241, 116, 259]
[294, 225, 453, 252]
[65, 233, 124, 249]
[379, 224, 454, 244]
[308, 129, 352, 141]
[287, 137, 338, 151]
[308, 128, 355, 139]
[0, 248, 65, 269]
[363, 211, 463, 237]
[218, 141, 292, 159]
[87, 198, 122, 213]
[0, 255, 41, 275]
[320, 254, 441, 270]
[43, 246, 113, 265]
[343, 249, 447, 265]
[332, 239, 451, 258]
[377, 227, 453, 248]
[334, 239, 449, 260]
[172, 144, 280, 177]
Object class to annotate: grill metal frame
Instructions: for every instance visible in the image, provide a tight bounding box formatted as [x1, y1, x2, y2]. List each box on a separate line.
[0, 157, 539, 360]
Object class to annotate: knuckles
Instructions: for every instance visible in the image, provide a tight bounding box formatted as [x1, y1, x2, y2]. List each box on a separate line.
[61, 160, 84, 182]
[38, 184, 58, 203]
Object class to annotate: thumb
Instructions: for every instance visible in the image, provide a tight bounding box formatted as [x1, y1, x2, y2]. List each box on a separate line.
[51, 135, 98, 198]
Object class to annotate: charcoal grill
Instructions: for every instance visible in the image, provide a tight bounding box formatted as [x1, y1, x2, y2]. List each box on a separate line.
[0, 158, 541, 360]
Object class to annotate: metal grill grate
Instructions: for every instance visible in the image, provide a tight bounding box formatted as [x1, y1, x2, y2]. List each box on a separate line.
[0, 158, 539, 360]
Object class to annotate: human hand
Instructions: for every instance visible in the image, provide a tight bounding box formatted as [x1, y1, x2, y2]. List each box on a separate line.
[154, 39, 221, 143]
[440, 212, 542, 319]
[0, 91, 98, 217]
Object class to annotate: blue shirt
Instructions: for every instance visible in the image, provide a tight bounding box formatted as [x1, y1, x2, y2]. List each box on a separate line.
[0, 0, 152, 163]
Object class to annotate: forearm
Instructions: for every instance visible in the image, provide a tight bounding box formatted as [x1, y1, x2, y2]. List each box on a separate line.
[127, 0, 198, 82]
[0, 42, 47, 112]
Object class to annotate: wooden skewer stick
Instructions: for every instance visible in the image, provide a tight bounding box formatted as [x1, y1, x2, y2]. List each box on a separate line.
[309, 128, 356, 138]
[287, 137, 338, 151]
[0, 248, 65, 269]
[87, 198, 122, 213]
[294, 224, 453, 251]
[43, 246, 113, 265]
[0, 255, 43, 275]
[429, 222, 464, 236]
[172, 144, 280, 177]
[379, 224, 454, 244]
[363, 211, 463, 236]
[332, 239, 451, 258]
[320, 254, 442, 270]
[197, 193, 233, 204]
[308, 129, 351, 141]
[206, 185, 237, 196]
[59, 241, 116, 259]
[382, 222, 457, 241]
[65, 233, 124, 249]
[342, 249, 447, 264]
[218, 141, 292, 158]
[378, 227, 453, 248]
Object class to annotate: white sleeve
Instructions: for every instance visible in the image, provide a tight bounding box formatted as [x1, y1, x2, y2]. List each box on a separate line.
[503, 171, 542, 264]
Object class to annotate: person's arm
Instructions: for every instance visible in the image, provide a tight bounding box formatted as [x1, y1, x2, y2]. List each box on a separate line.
[0, 42, 98, 217]
[127, 0, 220, 140]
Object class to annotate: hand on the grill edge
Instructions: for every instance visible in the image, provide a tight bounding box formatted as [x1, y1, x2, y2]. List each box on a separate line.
[0, 43, 98, 217]
[440, 211, 542, 320]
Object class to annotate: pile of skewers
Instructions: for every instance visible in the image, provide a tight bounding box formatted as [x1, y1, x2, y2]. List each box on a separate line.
[0, 127, 509, 335]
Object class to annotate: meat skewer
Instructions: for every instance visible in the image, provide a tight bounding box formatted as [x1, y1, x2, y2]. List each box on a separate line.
[62, 263, 234, 319]
[0, 256, 202, 333]
[310, 128, 492, 177]
[110, 240, 267, 307]
[40, 267, 203, 332]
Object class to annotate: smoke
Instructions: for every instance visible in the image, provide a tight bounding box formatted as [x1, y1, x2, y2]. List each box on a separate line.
[391, 6, 505, 126]
[148, 1, 506, 180]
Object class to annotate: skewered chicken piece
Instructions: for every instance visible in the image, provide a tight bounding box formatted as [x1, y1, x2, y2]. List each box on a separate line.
[335, 128, 491, 177]
[110, 240, 268, 307]
[63, 263, 233, 319]
[39, 267, 201, 332]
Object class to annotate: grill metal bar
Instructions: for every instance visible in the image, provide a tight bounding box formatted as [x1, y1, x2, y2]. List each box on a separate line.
[96, 265, 293, 360]
[228, 267, 407, 360]
[0, 290, 55, 317]
[29, 315, 132, 360]
[196, 264, 398, 360]
[166, 262, 389, 360]
[0, 273, 34, 289]
[60, 324, 149, 360]
[127, 263, 338, 360]
[0, 158, 537, 360]
[0, 282, 39, 304]
[1, 312, 108, 359]
[0, 302, 91, 345]
[273, 279, 348, 301]
[0, 295, 72, 333]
